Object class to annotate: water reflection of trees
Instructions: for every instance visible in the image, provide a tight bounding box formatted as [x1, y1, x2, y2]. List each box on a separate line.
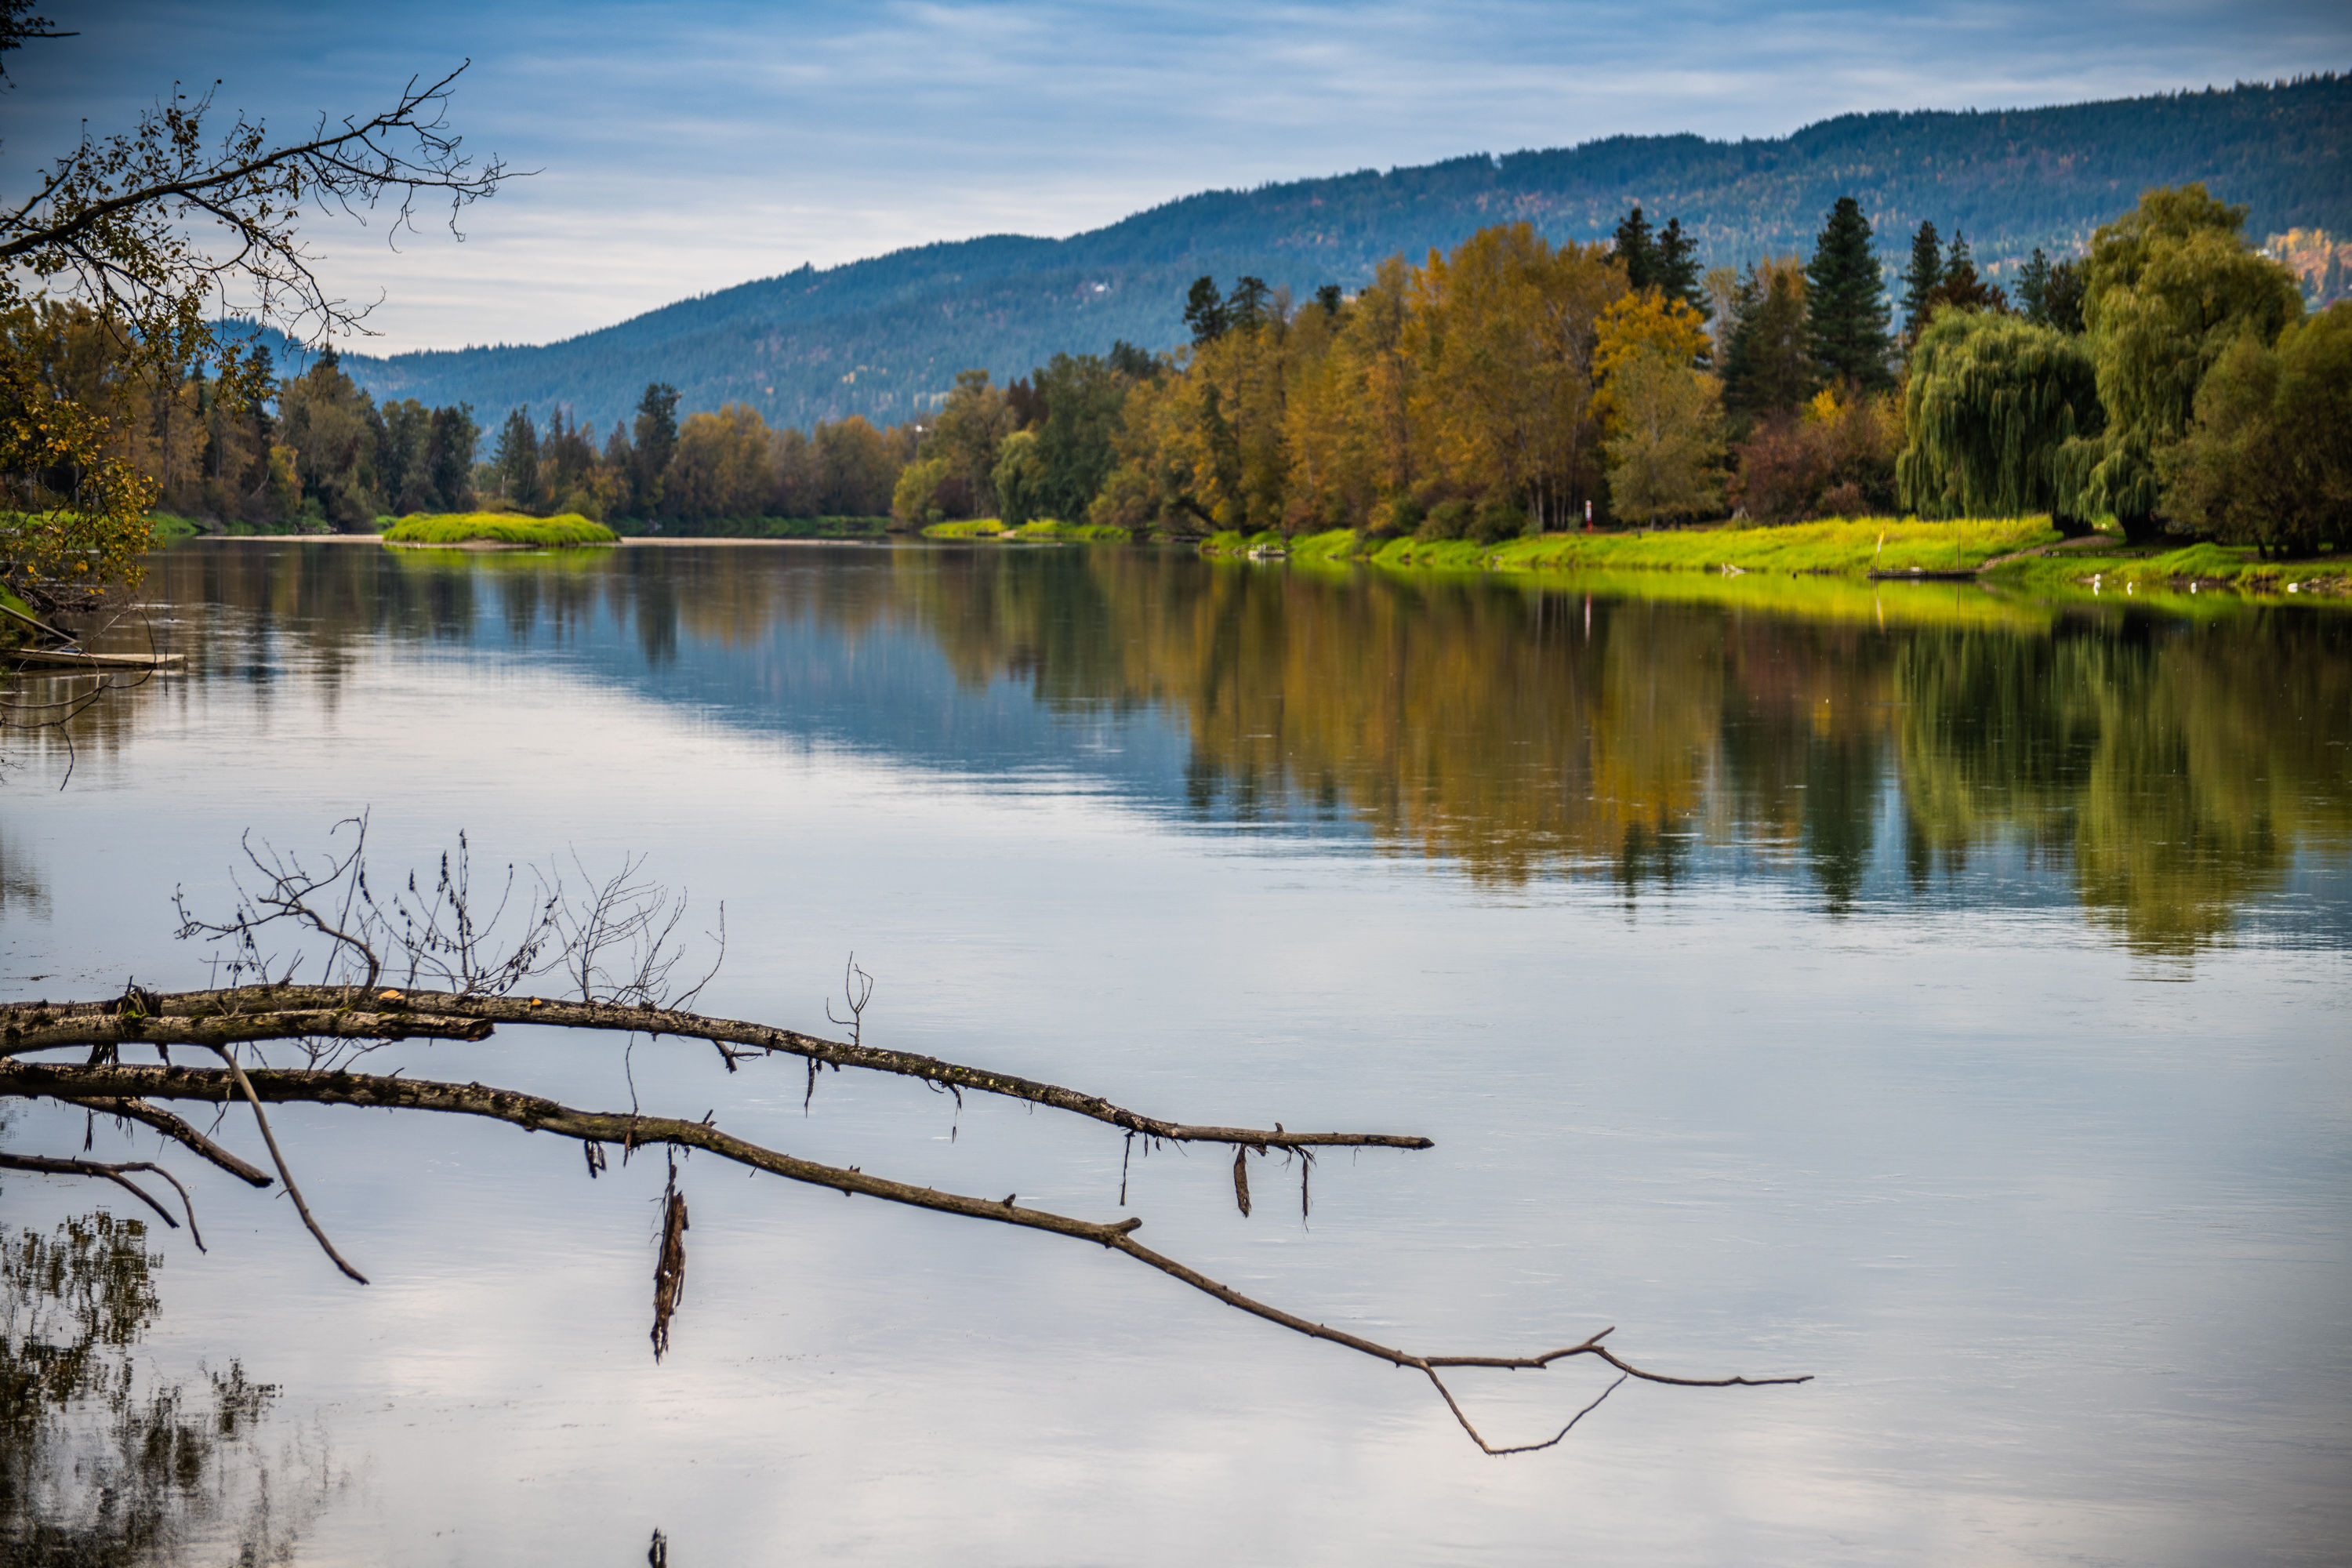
[2, 1213, 323, 1564]
[65, 542, 2352, 953]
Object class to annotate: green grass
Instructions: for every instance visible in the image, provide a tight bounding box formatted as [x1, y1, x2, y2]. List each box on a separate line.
[923, 517, 1129, 542]
[1210, 516, 2061, 576]
[381, 513, 619, 547]
[1984, 541, 2352, 605]
[146, 511, 207, 539]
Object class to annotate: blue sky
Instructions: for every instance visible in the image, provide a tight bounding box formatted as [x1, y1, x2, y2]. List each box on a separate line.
[9, 1, 2346, 352]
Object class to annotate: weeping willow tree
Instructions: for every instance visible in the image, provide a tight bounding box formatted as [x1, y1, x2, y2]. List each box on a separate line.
[1895, 310, 2102, 531]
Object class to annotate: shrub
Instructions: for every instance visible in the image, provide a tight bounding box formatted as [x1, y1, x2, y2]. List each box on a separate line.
[1470, 501, 1530, 543]
[1417, 499, 1474, 541]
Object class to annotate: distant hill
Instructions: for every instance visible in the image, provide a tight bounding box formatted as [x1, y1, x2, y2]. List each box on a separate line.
[341, 74, 2350, 434]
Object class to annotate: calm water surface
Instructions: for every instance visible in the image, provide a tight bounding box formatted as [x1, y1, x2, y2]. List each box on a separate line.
[3, 539, 2348, 1566]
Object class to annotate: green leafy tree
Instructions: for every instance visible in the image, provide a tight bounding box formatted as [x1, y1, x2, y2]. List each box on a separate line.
[891, 453, 948, 528]
[1896, 310, 2103, 528]
[2159, 303, 2351, 556]
[927, 368, 1014, 517]
[1900, 220, 1943, 339]
[1602, 347, 1726, 522]
[1033, 352, 1138, 522]
[275, 348, 383, 529]
[1804, 197, 1893, 389]
[992, 429, 1047, 525]
[2068, 183, 2305, 543]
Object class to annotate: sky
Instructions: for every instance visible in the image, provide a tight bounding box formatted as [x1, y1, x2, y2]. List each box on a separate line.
[7, 0, 2347, 354]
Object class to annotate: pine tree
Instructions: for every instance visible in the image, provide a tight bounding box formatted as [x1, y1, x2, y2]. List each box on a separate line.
[1935, 233, 2009, 314]
[1900, 220, 1943, 339]
[1613, 206, 1657, 292]
[1804, 197, 1893, 389]
[2016, 248, 2054, 324]
[1721, 261, 1812, 421]
[495, 405, 539, 509]
[1183, 277, 1229, 344]
[2043, 260, 2086, 332]
[1225, 276, 1271, 332]
[1653, 217, 1706, 317]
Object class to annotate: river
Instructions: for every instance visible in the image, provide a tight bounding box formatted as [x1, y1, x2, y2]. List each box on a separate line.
[3, 538, 2347, 1565]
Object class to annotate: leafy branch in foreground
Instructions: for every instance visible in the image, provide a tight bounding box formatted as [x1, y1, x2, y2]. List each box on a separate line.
[0, 822, 1809, 1454]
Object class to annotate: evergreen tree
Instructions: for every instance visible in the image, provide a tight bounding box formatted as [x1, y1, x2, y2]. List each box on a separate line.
[1933, 233, 2009, 314]
[1653, 217, 1706, 316]
[2042, 260, 2087, 332]
[1183, 277, 1229, 343]
[495, 405, 539, 510]
[1226, 275, 1271, 332]
[2016, 248, 2054, 323]
[1613, 205, 1657, 291]
[424, 405, 477, 510]
[1804, 196, 1893, 388]
[1900, 220, 1943, 339]
[1315, 283, 1344, 318]
[1721, 260, 1813, 421]
[631, 381, 679, 514]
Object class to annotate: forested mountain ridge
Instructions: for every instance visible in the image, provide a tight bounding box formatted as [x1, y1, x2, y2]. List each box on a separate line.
[341, 74, 2350, 432]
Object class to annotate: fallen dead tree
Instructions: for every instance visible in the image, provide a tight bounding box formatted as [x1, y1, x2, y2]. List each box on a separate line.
[0, 818, 1807, 1454]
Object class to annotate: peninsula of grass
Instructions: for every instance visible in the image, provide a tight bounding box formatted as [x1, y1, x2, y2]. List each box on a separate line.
[381, 513, 618, 548]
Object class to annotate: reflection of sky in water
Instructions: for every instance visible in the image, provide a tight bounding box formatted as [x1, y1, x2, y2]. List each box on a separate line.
[2, 541, 2347, 1566]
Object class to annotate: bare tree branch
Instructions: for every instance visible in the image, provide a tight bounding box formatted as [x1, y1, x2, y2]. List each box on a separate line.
[0, 1058, 1809, 1451]
[0, 1149, 205, 1247]
[56, 1094, 274, 1186]
[205, 1045, 368, 1284]
[2, 985, 1425, 1151]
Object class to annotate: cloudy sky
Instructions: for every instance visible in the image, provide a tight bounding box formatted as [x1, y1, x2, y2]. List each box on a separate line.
[9, 1, 2344, 353]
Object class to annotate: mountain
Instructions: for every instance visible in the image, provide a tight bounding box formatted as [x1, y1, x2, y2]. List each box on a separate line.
[341, 74, 2351, 434]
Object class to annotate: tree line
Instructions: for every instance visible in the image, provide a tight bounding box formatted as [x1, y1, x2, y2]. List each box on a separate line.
[8, 187, 2344, 592]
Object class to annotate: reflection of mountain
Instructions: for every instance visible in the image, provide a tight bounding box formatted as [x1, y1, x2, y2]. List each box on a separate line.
[97, 543, 2352, 954]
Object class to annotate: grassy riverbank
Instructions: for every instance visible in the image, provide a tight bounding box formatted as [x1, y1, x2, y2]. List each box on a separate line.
[923, 517, 1129, 543]
[382, 513, 619, 547]
[1207, 515, 2063, 576]
[1983, 542, 2352, 604]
